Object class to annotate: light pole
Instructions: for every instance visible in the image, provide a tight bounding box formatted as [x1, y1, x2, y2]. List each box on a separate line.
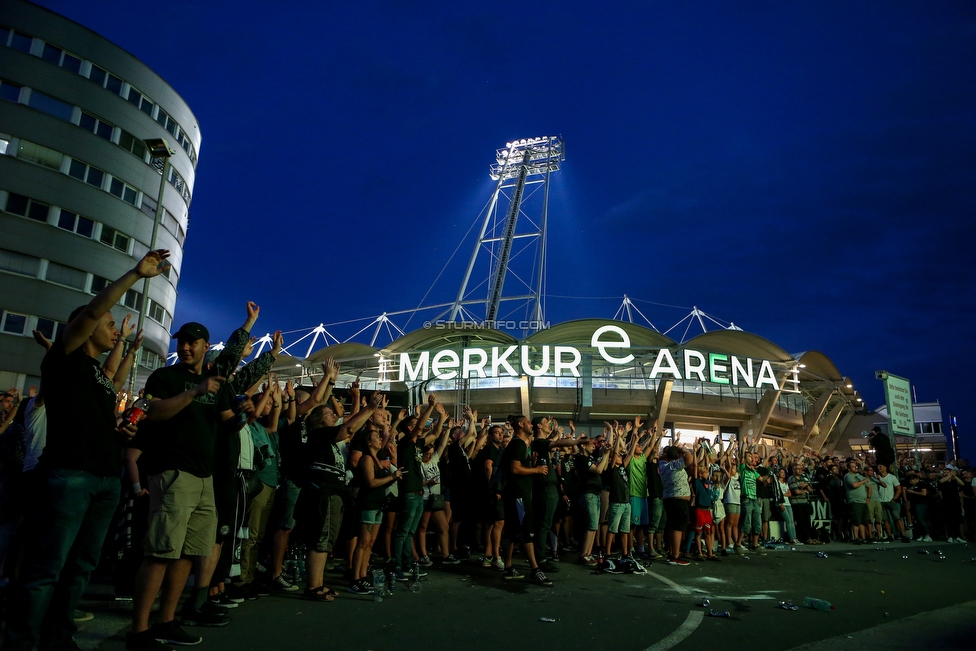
[127, 137, 173, 400]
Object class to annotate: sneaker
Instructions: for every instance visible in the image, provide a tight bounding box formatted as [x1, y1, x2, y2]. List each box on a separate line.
[73, 610, 94, 623]
[790, 540, 804, 546]
[491, 556, 505, 571]
[208, 592, 239, 609]
[417, 555, 433, 567]
[411, 566, 429, 578]
[347, 580, 369, 595]
[150, 620, 202, 646]
[562, 544, 579, 553]
[530, 568, 553, 586]
[538, 561, 560, 574]
[922, 535, 933, 542]
[253, 583, 271, 597]
[394, 572, 410, 582]
[270, 573, 300, 592]
[667, 557, 690, 566]
[502, 567, 524, 580]
[225, 583, 256, 602]
[578, 555, 597, 566]
[126, 629, 176, 651]
[179, 604, 230, 628]
[481, 556, 492, 567]
[706, 555, 722, 562]
[441, 554, 461, 565]
[735, 545, 747, 555]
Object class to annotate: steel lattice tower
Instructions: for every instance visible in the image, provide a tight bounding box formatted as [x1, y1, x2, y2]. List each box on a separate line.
[449, 136, 565, 335]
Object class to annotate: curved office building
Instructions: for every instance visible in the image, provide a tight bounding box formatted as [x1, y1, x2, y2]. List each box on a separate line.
[0, 0, 198, 390]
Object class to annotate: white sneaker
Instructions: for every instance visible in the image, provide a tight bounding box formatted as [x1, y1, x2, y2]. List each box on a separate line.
[491, 556, 505, 570]
[922, 535, 933, 542]
[948, 537, 957, 543]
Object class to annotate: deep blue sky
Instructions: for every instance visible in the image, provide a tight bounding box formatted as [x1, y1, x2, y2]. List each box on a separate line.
[37, 1, 976, 458]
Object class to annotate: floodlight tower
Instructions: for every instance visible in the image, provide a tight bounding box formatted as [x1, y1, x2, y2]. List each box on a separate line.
[449, 136, 565, 333]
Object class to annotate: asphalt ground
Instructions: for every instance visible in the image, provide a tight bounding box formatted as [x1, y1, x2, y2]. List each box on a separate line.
[73, 538, 976, 651]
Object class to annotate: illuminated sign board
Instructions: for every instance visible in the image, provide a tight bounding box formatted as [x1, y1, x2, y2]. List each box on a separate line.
[882, 372, 914, 436]
[386, 325, 798, 392]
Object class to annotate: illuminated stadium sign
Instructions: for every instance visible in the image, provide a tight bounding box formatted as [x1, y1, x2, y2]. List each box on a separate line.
[392, 325, 797, 391]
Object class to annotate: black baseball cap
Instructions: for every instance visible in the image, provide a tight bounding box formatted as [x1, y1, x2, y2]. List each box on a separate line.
[172, 322, 210, 342]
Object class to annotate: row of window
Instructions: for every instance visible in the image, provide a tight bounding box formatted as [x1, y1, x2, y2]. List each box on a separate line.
[1, 134, 188, 243]
[0, 308, 165, 371]
[2, 191, 182, 284]
[0, 78, 193, 209]
[0, 24, 198, 167]
[0, 247, 173, 330]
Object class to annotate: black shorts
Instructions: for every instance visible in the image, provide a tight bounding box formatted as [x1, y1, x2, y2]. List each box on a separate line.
[663, 497, 691, 533]
[483, 493, 504, 523]
[503, 497, 536, 543]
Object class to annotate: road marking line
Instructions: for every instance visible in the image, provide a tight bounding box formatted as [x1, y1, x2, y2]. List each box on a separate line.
[642, 610, 704, 651]
[645, 570, 692, 595]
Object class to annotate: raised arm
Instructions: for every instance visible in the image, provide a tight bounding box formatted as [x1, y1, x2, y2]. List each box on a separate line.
[297, 358, 338, 416]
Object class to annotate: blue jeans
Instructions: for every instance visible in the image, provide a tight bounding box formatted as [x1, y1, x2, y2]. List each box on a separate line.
[780, 504, 797, 541]
[392, 493, 424, 573]
[741, 497, 762, 536]
[3, 467, 121, 651]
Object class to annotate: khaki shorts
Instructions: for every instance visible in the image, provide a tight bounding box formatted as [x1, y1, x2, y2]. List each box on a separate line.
[144, 470, 217, 559]
[867, 500, 883, 524]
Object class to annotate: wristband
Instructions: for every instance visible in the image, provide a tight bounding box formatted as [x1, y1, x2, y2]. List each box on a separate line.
[132, 482, 142, 494]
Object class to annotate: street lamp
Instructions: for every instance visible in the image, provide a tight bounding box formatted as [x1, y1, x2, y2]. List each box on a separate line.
[127, 137, 174, 399]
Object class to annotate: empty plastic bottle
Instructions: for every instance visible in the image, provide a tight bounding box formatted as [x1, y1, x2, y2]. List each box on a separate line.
[803, 597, 834, 611]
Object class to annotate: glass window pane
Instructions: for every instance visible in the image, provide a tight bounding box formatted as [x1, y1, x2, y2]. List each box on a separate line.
[68, 159, 86, 179]
[27, 201, 49, 222]
[41, 43, 62, 64]
[110, 177, 123, 197]
[61, 53, 81, 74]
[0, 28, 9, 47]
[114, 232, 130, 251]
[88, 64, 106, 86]
[79, 112, 97, 132]
[0, 249, 40, 276]
[20, 141, 63, 170]
[123, 186, 137, 205]
[45, 261, 87, 289]
[95, 121, 113, 140]
[90, 275, 109, 294]
[100, 226, 115, 246]
[76, 216, 94, 237]
[139, 98, 154, 117]
[85, 167, 103, 188]
[165, 118, 178, 137]
[155, 108, 167, 126]
[2, 313, 27, 334]
[5, 193, 29, 216]
[0, 81, 22, 103]
[35, 318, 56, 340]
[127, 88, 141, 106]
[106, 75, 123, 95]
[58, 210, 77, 230]
[10, 32, 32, 53]
[27, 91, 74, 121]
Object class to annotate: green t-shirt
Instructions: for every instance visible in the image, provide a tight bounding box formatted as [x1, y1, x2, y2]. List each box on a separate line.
[739, 464, 759, 500]
[628, 453, 647, 497]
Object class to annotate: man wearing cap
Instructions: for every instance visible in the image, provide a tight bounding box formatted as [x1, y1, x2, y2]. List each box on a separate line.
[870, 426, 895, 471]
[4, 250, 169, 651]
[127, 321, 239, 651]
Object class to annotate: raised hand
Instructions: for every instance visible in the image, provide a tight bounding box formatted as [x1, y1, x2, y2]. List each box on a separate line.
[195, 376, 225, 396]
[134, 249, 170, 278]
[271, 330, 284, 355]
[242, 336, 257, 358]
[246, 301, 260, 322]
[120, 314, 137, 339]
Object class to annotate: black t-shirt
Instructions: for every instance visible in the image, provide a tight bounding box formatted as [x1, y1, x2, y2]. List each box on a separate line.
[474, 442, 503, 494]
[604, 464, 630, 503]
[136, 364, 234, 478]
[39, 338, 121, 477]
[447, 441, 471, 492]
[756, 467, 772, 499]
[646, 458, 664, 499]
[531, 439, 558, 489]
[938, 478, 961, 508]
[305, 425, 346, 494]
[577, 453, 605, 494]
[278, 418, 308, 485]
[398, 437, 423, 493]
[501, 436, 532, 499]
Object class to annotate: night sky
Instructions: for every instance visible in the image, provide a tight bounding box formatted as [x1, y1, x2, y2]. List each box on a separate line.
[34, 1, 976, 458]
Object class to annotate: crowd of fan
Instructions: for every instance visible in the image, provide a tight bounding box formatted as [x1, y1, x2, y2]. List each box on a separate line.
[0, 250, 974, 651]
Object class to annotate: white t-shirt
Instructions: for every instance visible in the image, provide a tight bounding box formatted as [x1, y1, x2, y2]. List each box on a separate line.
[724, 474, 741, 505]
[22, 398, 47, 472]
[876, 472, 899, 502]
[421, 452, 441, 498]
[777, 479, 791, 507]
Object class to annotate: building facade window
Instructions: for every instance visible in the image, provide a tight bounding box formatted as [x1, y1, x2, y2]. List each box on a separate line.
[0, 310, 28, 335]
[100, 226, 130, 253]
[0, 248, 41, 278]
[26, 88, 74, 121]
[57, 209, 95, 237]
[17, 140, 63, 170]
[78, 111, 114, 141]
[35, 317, 65, 341]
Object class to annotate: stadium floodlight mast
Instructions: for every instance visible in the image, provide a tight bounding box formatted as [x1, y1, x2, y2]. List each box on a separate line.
[450, 136, 565, 332]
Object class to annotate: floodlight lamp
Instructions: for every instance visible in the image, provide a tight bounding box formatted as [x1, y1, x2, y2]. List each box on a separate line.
[846, 384, 852, 388]
[143, 137, 173, 158]
[520, 139, 527, 144]
[506, 142, 511, 148]
[798, 363, 806, 368]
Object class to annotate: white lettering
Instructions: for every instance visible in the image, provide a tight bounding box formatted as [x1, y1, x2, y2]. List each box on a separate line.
[731, 356, 754, 387]
[683, 350, 706, 381]
[591, 325, 634, 364]
[554, 346, 582, 377]
[521, 345, 550, 377]
[462, 348, 488, 378]
[650, 349, 681, 379]
[432, 350, 460, 380]
[756, 360, 779, 390]
[491, 345, 519, 377]
[398, 351, 430, 382]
